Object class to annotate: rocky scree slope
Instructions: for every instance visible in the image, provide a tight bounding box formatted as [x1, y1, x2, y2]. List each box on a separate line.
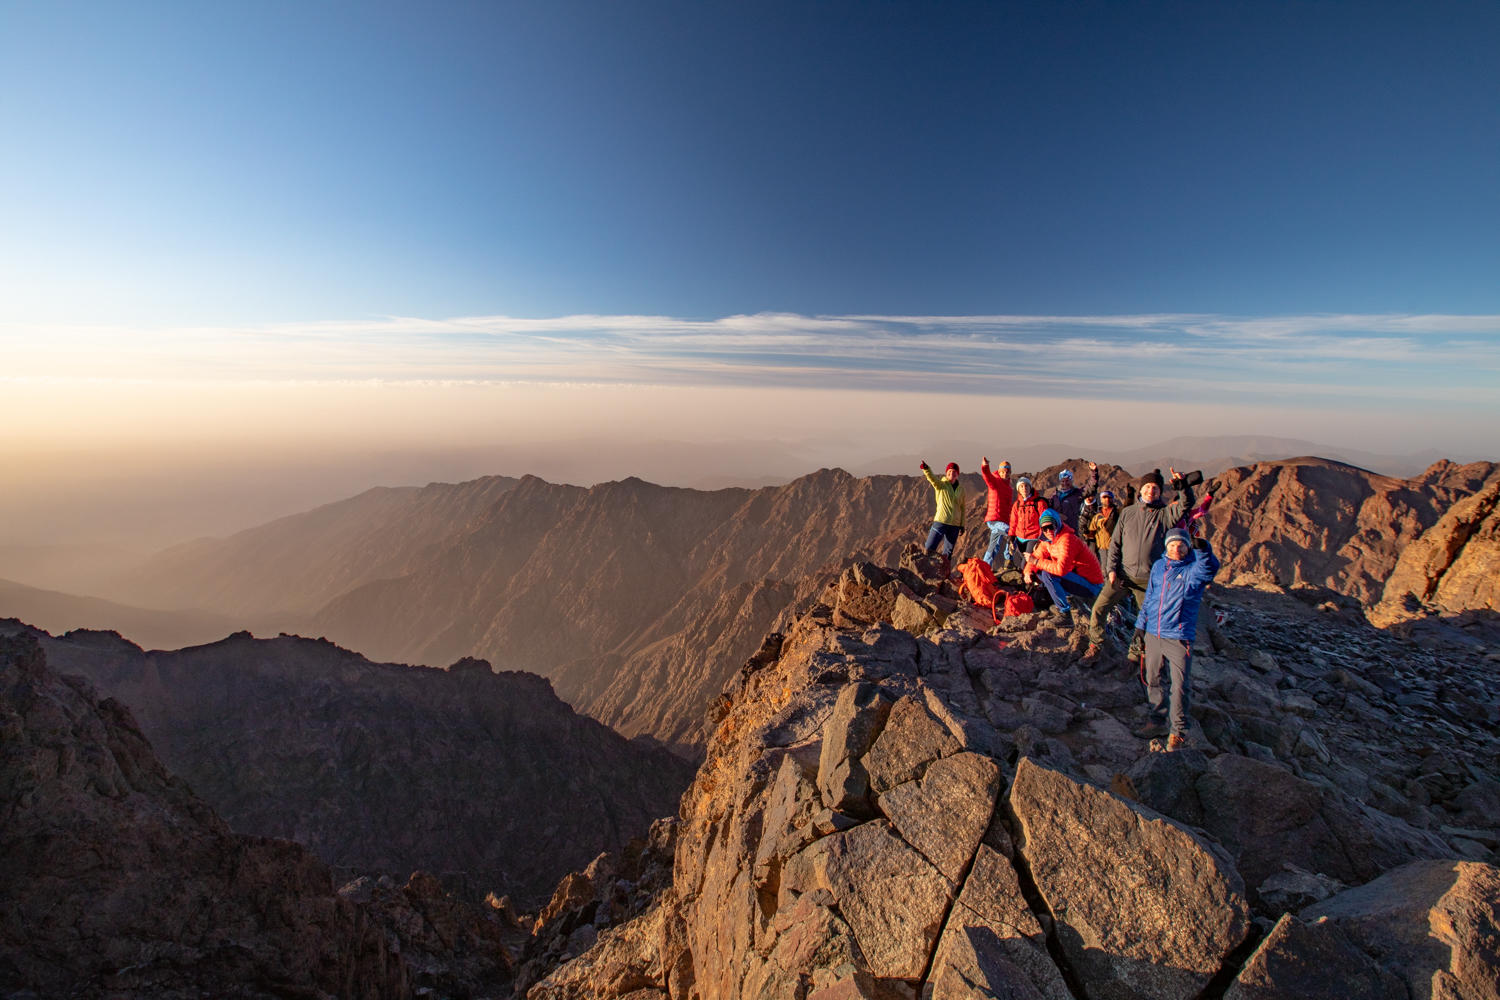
[6, 619, 695, 907]
[524, 552, 1500, 999]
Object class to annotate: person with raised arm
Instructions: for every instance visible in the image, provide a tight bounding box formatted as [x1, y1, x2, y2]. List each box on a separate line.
[1083, 467, 1196, 664]
[919, 459, 966, 577]
[979, 456, 1014, 572]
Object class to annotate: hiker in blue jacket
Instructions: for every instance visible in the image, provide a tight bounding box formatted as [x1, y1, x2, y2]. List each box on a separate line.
[1132, 527, 1220, 751]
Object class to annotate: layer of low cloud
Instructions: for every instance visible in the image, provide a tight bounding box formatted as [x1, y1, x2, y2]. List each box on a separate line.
[4, 311, 1497, 407]
[3, 311, 1493, 553]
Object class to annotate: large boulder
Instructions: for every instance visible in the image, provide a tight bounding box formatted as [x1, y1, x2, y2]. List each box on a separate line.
[1224, 913, 1405, 1000]
[818, 683, 895, 817]
[876, 751, 1002, 882]
[1009, 757, 1251, 1000]
[1301, 859, 1500, 1000]
[863, 694, 962, 794]
[927, 844, 1073, 1000]
[799, 820, 955, 980]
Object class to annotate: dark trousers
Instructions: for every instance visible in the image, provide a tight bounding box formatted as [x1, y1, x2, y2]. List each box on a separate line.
[1088, 573, 1146, 647]
[924, 522, 962, 556]
[1036, 571, 1102, 613]
[1143, 632, 1193, 736]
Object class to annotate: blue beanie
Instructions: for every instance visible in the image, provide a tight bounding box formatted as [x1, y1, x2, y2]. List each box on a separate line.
[1164, 528, 1192, 551]
[1039, 509, 1062, 529]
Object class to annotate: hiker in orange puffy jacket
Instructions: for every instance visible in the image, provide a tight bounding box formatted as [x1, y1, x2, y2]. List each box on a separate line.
[1023, 509, 1105, 621]
[979, 457, 1014, 571]
[1006, 477, 1048, 571]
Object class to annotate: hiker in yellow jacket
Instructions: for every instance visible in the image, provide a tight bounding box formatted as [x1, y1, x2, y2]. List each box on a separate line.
[920, 460, 966, 575]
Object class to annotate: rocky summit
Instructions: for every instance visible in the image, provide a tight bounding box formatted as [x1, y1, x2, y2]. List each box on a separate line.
[524, 549, 1500, 1000]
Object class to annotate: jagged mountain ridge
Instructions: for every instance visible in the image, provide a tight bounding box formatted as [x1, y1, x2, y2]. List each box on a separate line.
[39, 457, 1497, 752]
[0, 575, 240, 650]
[8, 619, 695, 906]
[120, 473, 522, 616]
[1202, 457, 1482, 604]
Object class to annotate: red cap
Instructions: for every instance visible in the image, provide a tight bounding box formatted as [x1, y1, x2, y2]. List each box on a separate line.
[945, 462, 959, 474]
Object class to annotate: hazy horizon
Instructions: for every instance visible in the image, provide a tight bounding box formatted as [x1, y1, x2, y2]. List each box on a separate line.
[4, 5, 1497, 557]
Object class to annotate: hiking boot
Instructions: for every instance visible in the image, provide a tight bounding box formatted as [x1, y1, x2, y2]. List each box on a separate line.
[1081, 643, 1101, 663]
[1133, 720, 1168, 739]
[1166, 733, 1189, 752]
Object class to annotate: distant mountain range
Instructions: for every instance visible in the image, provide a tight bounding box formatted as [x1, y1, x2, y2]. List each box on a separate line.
[850, 434, 1458, 480]
[6, 454, 1494, 755]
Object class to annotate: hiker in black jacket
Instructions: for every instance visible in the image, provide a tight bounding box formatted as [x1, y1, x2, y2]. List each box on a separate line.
[1082, 468, 1195, 663]
[1048, 463, 1098, 532]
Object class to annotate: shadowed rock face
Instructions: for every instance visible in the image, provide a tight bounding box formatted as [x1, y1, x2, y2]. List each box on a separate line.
[523, 557, 1499, 1000]
[0, 632, 411, 999]
[10, 622, 695, 908]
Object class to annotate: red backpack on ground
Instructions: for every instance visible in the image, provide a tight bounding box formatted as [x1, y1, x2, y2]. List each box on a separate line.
[958, 558, 999, 609]
[1000, 591, 1035, 618]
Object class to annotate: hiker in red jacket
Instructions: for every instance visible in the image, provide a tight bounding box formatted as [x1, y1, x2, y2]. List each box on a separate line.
[979, 457, 1014, 571]
[1006, 477, 1048, 571]
[1023, 509, 1105, 622]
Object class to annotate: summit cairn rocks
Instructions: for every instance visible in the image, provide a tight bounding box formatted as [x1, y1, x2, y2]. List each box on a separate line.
[1009, 756, 1252, 1000]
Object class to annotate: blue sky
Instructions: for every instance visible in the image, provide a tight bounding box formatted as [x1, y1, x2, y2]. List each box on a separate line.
[4, 1, 1498, 322]
[0, 1, 1497, 547]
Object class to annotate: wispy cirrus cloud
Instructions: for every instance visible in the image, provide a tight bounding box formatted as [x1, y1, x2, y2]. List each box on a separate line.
[2, 311, 1496, 405]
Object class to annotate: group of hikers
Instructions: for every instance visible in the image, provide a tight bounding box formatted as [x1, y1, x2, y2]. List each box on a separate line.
[918, 458, 1217, 752]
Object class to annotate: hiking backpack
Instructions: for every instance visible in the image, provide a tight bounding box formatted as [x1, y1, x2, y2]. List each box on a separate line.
[958, 558, 999, 609]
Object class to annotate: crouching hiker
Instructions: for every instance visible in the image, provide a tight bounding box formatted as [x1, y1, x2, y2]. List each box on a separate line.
[1023, 509, 1104, 624]
[1133, 528, 1220, 751]
[919, 460, 966, 577]
[979, 456, 1014, 572]
[1085, 468, 1195, 662]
